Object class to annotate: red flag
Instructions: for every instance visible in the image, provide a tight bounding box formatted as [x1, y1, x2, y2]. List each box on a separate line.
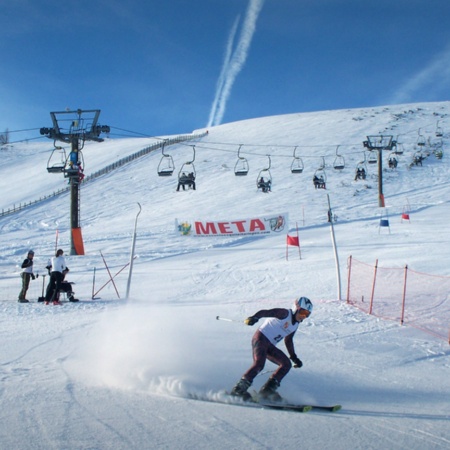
[286, 235, 299, 247]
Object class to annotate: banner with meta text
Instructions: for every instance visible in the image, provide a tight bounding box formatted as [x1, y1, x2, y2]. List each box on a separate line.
[176, 212, 289, 237]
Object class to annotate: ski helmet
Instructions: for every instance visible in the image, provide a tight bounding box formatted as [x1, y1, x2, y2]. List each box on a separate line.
[293, 297, 313, 314]
[28, 250, 35, 256]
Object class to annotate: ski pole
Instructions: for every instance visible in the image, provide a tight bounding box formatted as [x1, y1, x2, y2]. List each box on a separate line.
[216, 316, 243, 323]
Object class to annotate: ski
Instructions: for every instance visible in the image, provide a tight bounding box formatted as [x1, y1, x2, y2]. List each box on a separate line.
[310, 404, 342, 412]
[258, 401, 312, 412]
[187, 393, 312, 413]
[251, 390, 341, 412]
[187, 392, 341, 413]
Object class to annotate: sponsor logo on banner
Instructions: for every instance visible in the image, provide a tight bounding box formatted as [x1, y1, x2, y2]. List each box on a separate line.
[176, 213, 288, 237]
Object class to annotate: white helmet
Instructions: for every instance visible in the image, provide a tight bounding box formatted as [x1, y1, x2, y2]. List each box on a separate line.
[293, 297, 313, 314]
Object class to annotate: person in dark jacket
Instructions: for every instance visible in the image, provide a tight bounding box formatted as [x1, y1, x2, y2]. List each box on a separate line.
[230, 297, 313, 402]
[18, 250, 37, 303]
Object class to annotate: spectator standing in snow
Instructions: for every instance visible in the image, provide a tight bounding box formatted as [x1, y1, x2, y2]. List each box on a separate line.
[18, 250, 37, 303]
[44, 249, 68, 305]
[230, 297, 313, 402]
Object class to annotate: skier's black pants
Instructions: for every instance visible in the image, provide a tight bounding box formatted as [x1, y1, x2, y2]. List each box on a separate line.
[45, 271, 64, 302]
[243, 330, 291, 384]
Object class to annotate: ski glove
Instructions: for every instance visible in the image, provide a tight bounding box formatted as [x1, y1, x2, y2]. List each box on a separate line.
[290, 355, 303, 368]
[31, 274, 36, 280]
[244, 316, 259, 326]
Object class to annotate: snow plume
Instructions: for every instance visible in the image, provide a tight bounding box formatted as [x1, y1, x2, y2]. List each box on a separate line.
[207, 0, 265, 128]
[68, 302, 235, 395]
[389, 43, 450, 104]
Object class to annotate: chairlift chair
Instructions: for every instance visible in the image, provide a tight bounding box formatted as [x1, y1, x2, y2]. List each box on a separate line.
[64, 149, 85, 178]
[412, 151, 424, 166]
[46, 145, 67, 173]
[333, 146, 345, 170]
[436, 121, 443, 137]
[313, 166, 327, 189]
[387, 152, 398, 169]
[256, 156, 272, 192]
[354, 161, 367, 181]
[157, 142, 175, 176]
[177, 145, 196, 189]
[234, 145, 249, 176]
[290, 146, 304, 173]
[392, 142, 404, 155]
[367, 151, 378, 164]
[417, 129, 426, 147]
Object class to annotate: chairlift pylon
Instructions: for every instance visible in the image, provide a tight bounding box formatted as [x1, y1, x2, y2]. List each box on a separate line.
[157, 141, 175, 176]
[234, 145, 249, 176]
[290, 146, 304, 173]
[333, 145, 345, 170]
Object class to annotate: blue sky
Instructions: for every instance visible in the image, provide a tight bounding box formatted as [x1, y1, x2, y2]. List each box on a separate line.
[1, 0, 450, 142]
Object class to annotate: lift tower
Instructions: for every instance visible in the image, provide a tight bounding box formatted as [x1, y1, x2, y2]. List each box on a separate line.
[363, 135, 396, 207]
[40, 109, 110, 255]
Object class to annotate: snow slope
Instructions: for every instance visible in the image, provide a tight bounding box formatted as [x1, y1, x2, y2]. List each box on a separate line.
[1, 102, 449, 449]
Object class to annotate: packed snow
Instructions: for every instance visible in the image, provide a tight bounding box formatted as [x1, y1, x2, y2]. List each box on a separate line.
[1, 102, 449, 449]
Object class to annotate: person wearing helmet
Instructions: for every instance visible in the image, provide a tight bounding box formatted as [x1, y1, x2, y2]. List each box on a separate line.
[230, 297, 313, 402]
[18, 250, 38, 303]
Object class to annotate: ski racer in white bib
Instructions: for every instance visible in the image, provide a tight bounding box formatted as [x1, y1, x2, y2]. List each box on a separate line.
[230, 297, 313, 402]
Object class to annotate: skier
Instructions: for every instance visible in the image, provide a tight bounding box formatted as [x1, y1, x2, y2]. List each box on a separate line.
[44, 249, 68, 305]
[230, 297, 313, 402]
[18, 250, 37, 303]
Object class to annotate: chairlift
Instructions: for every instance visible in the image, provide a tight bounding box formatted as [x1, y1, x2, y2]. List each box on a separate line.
[417, 129, 426, 147]
[64, 149, 85, 179]
[412, 150, 424, 166]
[177, 145, 196, 189]
[46, 145, 67, 173]
[157, 142, 174, 176]
[387, 152, 398, 169]
[354, 158, 367, 181]
[290, 146, 304, 174]
[256, 156, 272, 192]
[392, 138, 404, 155]
[435, 121, 443, 137]
[367, 151, 378, 164]
[234, 145, 249, 176]
[313, 157, 326, 189]
[333, 145, 345, 170]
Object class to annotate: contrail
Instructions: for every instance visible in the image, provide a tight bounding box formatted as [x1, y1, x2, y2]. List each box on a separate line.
[207, 16, 240, 128]
[389, 43, 450, 104]
[207, 0, 265, 128]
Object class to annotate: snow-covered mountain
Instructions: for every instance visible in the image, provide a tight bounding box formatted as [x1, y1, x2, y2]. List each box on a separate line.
[1, 102, 449, 449]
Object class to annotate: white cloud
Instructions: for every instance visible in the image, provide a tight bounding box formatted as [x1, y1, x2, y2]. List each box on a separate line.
[389, 43, 450, 104]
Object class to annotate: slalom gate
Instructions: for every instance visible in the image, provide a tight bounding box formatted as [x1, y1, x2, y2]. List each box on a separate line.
[346, 255, 450, 344]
